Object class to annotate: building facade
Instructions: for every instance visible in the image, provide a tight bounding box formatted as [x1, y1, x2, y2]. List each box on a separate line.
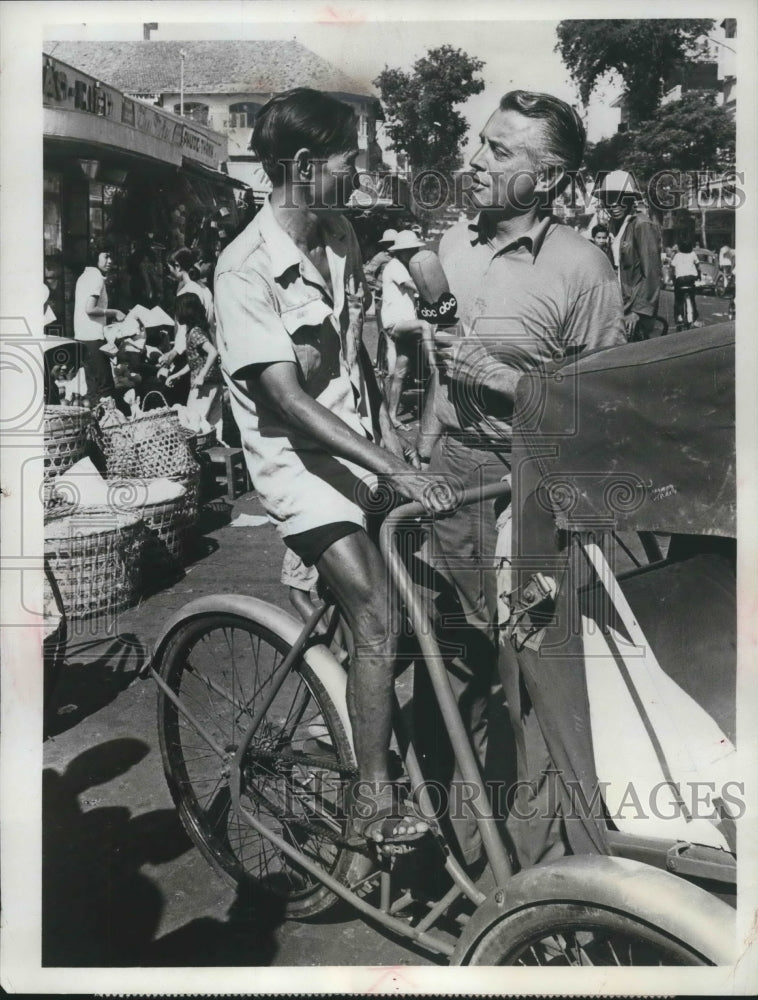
[43, 52, 245, 337]
[46, 40, 385, 197]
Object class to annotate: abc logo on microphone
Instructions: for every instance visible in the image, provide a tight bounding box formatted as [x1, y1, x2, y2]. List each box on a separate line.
[419, 292, 458, 326]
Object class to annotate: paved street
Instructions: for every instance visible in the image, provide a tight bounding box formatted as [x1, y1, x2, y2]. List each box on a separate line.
[41, 306, 731, 969]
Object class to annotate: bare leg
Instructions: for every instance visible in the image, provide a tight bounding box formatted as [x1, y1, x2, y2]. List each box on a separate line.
[387, 349, 412, 427]
[315, 530, 427, 840]
[315, 531, 396, 783]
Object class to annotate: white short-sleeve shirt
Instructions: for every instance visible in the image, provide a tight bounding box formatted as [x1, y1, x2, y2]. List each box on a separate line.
[73, 267, 108, 341]
[214, 199, 376, 538]
[380, 257, 417, 330]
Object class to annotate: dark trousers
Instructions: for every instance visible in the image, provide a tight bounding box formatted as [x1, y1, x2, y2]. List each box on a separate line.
[674, 276, 699, 323]
[413, 432, 510, 864]
[80, 339, 114, 404]
[497, 641, 569, 869]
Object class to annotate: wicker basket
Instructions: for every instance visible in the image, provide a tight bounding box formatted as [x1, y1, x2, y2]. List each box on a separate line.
[183, 427, 217, 454]
[106, 479, 192, 568]
[44, 506, 142, 620]
[44, 405, 92, 483]
[96, 393, 197, 481]
[168, 467, 201, 524]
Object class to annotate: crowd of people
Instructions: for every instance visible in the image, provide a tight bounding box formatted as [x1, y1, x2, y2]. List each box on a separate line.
[46, 240, 229, 445]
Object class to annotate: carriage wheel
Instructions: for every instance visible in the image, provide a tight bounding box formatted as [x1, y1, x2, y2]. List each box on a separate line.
[465, 901, 712, 966]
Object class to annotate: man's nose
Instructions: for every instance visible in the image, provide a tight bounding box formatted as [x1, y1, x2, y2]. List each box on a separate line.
[469, 144, 486, 173]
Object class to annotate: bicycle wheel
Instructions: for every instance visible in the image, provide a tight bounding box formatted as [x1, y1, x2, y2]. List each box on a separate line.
[157, 612, 372, 919]
[715, 272, 726, 298]
[466, 902, 712, 966]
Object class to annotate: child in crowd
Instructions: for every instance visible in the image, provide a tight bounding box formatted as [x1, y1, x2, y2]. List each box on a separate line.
[171, 293, 225, 442]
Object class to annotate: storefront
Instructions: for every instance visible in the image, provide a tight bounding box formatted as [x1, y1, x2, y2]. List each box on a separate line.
[43, 53, 248, 337]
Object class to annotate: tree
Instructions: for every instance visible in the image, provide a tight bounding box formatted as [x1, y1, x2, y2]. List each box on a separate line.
[623, 93, 735, 179]
[556, 19, 715, 126]
[374, 46, 485, 176]
[583, 93, 735, 182]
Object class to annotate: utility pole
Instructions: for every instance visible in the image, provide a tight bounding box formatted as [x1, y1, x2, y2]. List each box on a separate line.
[179, 49, 186, 117]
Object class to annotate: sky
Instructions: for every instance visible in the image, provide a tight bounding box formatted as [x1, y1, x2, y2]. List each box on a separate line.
[44, 9, 623, 156]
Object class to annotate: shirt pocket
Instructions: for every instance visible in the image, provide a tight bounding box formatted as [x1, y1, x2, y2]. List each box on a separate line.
[280, 297, 333, 336]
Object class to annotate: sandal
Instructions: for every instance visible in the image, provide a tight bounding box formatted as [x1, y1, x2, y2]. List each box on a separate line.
[344, 780, 435, 850]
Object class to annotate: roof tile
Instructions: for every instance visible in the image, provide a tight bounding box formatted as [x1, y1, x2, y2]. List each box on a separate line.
[45, 39, 372, 98]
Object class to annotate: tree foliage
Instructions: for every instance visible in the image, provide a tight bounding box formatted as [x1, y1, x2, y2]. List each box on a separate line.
[583, 92, 735, 183]
[556, 19, 715, 125]
[374, 45, 485, 175]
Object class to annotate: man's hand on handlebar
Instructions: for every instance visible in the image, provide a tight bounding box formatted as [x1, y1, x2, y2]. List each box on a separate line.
[383, 469, 460, 515]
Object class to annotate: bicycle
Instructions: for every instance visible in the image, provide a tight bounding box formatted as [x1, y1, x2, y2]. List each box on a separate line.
[674, 277, 699, 331]
[149, 461, 736, 965]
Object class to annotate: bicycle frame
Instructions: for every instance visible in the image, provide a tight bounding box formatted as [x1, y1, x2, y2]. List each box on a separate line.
[152, 482, 513, 956]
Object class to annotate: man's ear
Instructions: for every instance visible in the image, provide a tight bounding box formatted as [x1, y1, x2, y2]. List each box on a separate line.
[294, 147, 313, 180]
[535, 163, 565, 196]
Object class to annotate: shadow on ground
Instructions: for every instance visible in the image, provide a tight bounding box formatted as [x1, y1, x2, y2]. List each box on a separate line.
[42, 737, 287, 966]
[44, 632, 148, 738]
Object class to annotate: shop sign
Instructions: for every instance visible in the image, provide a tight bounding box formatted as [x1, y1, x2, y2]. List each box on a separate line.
[181, 125, 225, 169]
[133, 102, 176, 144]
[43, 56, 118, 119]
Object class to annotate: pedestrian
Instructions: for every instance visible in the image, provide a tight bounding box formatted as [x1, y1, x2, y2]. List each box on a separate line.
[170, 203, 187, 250]
[421, 89, 625, 870]
[167, 247, 215, 331]
[173, 292, 225, 442]
[363, 227, 397, 316]
[159, 247, 215, 404]
[670, 239, 702, 330]
[380, 229, 434, 427]
[591, 223, 613, 265]
[73, 242, 125, 405]
[213, 87, 455, 849]
[719, 242, 735, 278]
[595, 169, 662, 342]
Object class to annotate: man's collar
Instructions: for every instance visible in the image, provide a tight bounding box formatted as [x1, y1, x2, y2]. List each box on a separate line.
[468, 213, 553, 260]
[258, 197, 347, 280]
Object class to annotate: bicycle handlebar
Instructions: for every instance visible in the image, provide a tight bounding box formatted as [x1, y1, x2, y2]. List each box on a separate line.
[382, 479, 512, 526]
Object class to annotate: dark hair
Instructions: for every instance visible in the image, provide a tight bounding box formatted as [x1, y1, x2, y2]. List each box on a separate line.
[169, 247, 197, 272]
[251, 87, 357, 184]
[679, 240, 693, 254]
[87, 240, 113, 265]
[499, 90, 586, 195]
[174, 292, 207, 332]
[591, 224, 609, 238]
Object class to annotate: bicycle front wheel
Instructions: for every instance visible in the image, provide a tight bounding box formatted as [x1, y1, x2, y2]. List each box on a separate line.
[156, 612, 371, 919]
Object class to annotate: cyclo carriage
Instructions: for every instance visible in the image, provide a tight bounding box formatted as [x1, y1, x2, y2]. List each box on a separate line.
[149, 322, 737, 965]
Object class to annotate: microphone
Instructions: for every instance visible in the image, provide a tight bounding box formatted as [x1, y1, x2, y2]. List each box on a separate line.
[408, 249, 458, 326]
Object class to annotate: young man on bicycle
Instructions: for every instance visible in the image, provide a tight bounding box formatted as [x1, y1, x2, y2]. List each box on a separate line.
[214, 88, 454, 849]
[671, 240, 702, 330]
